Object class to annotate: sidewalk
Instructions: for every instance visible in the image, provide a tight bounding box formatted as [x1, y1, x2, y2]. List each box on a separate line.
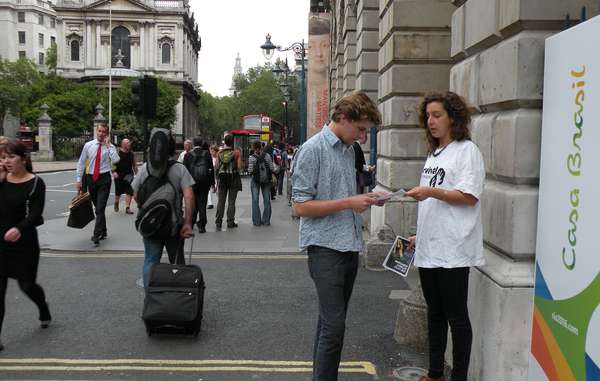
[33, 160, 78, 173]
[39, 177, 301, 254]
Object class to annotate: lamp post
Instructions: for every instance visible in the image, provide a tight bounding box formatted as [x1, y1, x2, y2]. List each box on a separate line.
[261, 34, 306, 144]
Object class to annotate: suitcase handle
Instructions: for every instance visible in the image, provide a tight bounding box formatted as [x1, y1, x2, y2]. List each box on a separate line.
[188, 234, 195, 264]
[175, 234, 195, 265]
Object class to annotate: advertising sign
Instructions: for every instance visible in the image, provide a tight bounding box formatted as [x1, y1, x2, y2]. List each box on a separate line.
[529, 16, 600, 381]
[307, 13, 331, 139]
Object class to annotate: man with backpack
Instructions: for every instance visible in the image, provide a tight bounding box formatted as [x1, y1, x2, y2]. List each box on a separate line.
[214, 134, 242, 230]
[131, 128, 195, 288]
[183, 137, 214, 233]
[248, 141, 275, 226]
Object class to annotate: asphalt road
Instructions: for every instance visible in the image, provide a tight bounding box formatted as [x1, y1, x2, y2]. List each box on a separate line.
[0, 252, 419, 381]
[40, 170, 120, 222]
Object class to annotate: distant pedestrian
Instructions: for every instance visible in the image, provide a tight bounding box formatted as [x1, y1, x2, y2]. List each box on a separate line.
[292, 90, 383, 381]
[208, 145, 219, 209]
[405, 91, 485, 381]
[286, 147, 294, 206]
[248, 141, 274, 226]
[0, 140, 52, 352]
[177, 139, 192, 163]
[214, 135, 242, 230]
[264, 143, 277, 200]
[183, 137, 215, 233]
[353, 138, 374, 195]
[132, 129, 195, 288]
[274, 143, 286, 196]
[76, 123, 120, 246]
[112, 138, 138, 214]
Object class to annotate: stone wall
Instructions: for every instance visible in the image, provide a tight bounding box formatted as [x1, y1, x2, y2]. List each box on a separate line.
[450, 0, 598, 379]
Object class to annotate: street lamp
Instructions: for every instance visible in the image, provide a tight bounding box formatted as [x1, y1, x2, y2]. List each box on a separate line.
[260, 33, 307, 144]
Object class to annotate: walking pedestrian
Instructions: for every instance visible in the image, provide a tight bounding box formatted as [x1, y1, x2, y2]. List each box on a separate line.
[275, 143, 286, 196]
[264, 143, 277, 200]
[112, 138, 138, 214]
[405, 91, 485, 381]
[76, 123, 120, 246]
[248, 141, 274, 226]
[177, 139, 192, 163]
[214, 135, 242, 230]
[207, 145, 219, 210]
[183, 137, 214, 233]
[0, 140, 52, 352]
[292, 90, 383, 381]
[132, 129, 195, 288]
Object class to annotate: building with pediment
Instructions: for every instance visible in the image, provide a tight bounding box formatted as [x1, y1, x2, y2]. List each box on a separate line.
[49, 0, 200, 139]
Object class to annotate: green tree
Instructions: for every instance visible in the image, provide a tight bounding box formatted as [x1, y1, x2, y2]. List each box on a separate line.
[45, 43, 57, 74]
[0, 58, 42, 135]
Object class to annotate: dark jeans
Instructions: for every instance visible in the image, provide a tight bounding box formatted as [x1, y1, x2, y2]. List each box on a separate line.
[0, 277, 50, 335]
[215, 176, 238, 225]
[307, 246, 359, 381]
[419, 267, 472, 381]
[192, 184, 211, 228]
[250, 180, 271, 225]
[84, 173, 111, 237]
[142, 236, 185, 288]
[276, 170, 285, 195]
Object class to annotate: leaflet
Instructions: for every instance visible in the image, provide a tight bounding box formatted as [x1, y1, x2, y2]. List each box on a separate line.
[382, 235, 415, 277]
[376, 188, 406, 202]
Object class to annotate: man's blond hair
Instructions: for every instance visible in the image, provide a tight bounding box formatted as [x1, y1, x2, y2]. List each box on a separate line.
[331, 91, 381, 125]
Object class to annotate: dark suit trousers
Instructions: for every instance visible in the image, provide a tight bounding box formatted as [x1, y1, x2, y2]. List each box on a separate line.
[192, 184, 211, 228]
[84, 173, 111, 237]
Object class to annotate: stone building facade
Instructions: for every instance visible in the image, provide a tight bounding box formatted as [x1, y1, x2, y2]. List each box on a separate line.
[52, 0, 200, 138]
[0, 0, 57, 72]
[328, 0, 598, 379]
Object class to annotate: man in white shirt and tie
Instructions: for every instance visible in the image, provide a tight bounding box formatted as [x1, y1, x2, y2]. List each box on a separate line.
[76, 123, 120, 246]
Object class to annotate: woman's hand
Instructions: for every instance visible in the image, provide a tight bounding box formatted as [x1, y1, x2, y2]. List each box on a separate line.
[4, 227, 21, 242]
[406, 186, 433, 201]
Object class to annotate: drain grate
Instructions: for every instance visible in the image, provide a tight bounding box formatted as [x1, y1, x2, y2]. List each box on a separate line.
[392, 366, 427, 381]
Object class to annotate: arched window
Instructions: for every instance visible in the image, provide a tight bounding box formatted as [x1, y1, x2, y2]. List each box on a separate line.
[162, 42, 171, 64]
[70, 40, 80, 61]
[111, 26, 130, 68]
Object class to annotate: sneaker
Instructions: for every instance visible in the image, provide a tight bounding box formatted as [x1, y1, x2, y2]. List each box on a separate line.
[125, 207, 134, 215]
[114, 203, 119, 212]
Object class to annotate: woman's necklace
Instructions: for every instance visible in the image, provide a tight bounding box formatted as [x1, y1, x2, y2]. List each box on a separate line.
[432, 141, 452, 157]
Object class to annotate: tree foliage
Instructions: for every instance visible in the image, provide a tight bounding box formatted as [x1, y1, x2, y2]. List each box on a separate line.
[0, 58, 42, 135]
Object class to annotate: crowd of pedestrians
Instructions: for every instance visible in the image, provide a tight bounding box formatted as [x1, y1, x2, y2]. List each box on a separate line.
[0, 89, 484, 381]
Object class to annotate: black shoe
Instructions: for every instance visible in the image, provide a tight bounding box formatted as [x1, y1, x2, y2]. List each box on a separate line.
[198, 226, 206, 233]
[40, 304, 51, 328]
[91, 235, 100, 245]
[99, 232, 107, 240]
[215, 224, 222, 231]
[227, 222, 238, 228]
[207, 205, 214, 209]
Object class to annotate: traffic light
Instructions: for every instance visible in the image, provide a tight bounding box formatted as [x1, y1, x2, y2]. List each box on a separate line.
[131, 79, 144, 116]
[142, 76, 157, 119]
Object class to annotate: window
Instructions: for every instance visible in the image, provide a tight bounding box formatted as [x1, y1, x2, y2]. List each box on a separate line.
[111, 26, 130, 68]
[70, 40, 80, 61]
[161, 43, 171, 64]
[38, 52, 44, 65]
[39, 33, 44, 48]
[18, 12, 25, 22]
[18, 31, 25, 44]
[18, 51, 26, 59]
[50, 36, 55, 46]
[38, 14, 43, 25]
[50, 18, 55, 28]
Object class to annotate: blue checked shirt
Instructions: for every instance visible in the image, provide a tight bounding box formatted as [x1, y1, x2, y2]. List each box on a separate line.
[292, 125, 363, 252]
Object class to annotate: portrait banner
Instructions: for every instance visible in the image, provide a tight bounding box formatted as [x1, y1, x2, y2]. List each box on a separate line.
[307, 13, 331, 139]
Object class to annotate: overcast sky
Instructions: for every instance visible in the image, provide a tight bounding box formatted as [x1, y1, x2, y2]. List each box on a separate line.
[191, 0, 310, 97]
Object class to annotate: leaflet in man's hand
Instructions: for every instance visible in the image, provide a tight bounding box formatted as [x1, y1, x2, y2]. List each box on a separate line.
[382, 235, 415, 277]
[376, 189, 406, 202]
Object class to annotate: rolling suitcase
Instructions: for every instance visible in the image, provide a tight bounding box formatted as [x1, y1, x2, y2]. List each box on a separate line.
[142, 235, 205, 337]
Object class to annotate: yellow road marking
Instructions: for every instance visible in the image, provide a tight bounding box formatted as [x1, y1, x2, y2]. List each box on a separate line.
[40, 253, 306, 259]
[0, 359, 376, 376]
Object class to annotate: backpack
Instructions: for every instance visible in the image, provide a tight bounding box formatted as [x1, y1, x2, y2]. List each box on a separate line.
[252, 153, 271, 184]
[217, 149, 235, 178]
[188, 150, 213, 185]
[135, 161, 181, 240]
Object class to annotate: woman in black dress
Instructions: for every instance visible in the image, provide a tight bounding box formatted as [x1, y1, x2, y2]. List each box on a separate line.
[0, 140, 51, 352]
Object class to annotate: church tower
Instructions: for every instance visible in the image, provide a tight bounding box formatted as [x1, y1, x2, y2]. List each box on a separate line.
[229, 53, 242, 96]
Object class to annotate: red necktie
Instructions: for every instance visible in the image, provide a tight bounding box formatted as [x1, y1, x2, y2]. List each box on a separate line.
[92, 143, 102, 182]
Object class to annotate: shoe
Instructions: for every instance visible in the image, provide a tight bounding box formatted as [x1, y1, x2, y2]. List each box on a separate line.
[40, 320, 51, 329]
[215, 224, 222, 231]
[40, 304, 51, 328]
[125, 207, 133, 214]
[418, 376, 445, 381]
[253, 223, 262, 226]
[91, 235, 100, 245]
[227, 222, 238, 228]
[198, 226, 206, 233]
[207, 205, 214, 209]
[263, 222, 270, 226]
[114, 203, 119, 212]
[99, 232, 107, 240]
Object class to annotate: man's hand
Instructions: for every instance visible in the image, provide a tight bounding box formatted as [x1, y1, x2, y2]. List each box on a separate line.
[180, 223, 193, 239]
[408, 235, 416, 251]
[4, 227, 21, 242]
[104, 135, 111, 146]
[406, 186, 433, 201]
[76, 181, 82, 193]
[347, 194, 379, 213]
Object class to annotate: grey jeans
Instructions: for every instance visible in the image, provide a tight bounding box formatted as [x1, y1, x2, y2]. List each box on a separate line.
[307, 246, 359, 381]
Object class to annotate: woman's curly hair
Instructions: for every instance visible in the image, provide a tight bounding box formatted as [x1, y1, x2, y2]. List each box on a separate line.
[418, 91, 471, 154]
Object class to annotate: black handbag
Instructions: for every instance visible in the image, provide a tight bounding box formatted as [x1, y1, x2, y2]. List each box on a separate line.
[67, 192, 95, 229]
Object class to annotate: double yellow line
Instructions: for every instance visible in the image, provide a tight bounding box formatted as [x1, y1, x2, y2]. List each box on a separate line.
[0, 358, 377, 376]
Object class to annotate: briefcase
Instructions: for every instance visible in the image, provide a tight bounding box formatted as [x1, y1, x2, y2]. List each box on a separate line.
[67, 192, 95, 229]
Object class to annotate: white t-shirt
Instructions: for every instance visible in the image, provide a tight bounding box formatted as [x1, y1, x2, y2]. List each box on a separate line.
[414, 140, 486, 268]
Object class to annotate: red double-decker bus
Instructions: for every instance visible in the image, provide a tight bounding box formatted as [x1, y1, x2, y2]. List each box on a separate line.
[225, 114, 286, 174]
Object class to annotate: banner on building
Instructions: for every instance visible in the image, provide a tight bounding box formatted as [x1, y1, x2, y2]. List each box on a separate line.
[528, 16, 600, 381]
[307, 13, 331, 139]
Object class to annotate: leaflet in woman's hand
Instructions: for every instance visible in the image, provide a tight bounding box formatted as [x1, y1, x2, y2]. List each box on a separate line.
[376, 189, 406, 202]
